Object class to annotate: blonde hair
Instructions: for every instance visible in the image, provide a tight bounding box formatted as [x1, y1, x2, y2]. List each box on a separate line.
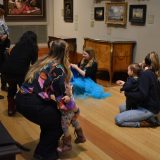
[25, 40, 72, 83]
[80, 47, 96, 68]
[145, 51, 160, 77]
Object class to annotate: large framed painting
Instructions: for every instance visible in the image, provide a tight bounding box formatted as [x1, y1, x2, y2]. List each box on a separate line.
[3, 0, 46, 21]
[106, 2, 128, 26]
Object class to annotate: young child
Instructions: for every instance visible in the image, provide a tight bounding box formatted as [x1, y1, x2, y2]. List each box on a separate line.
[116, 63, 142, 110]
[51, 82, 86, 153]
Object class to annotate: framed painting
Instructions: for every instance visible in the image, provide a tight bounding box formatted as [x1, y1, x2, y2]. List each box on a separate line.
[110, 0, 125, 1]
[94, 7, 104, 21]
[106, 2, 128, 26]
[129, 5, 147, 25]
[3, 0, 46, 21]
[64, 0, 73, 23]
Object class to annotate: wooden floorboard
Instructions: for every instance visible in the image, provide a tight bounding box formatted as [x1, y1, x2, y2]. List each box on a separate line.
[0, 80, 160, 160]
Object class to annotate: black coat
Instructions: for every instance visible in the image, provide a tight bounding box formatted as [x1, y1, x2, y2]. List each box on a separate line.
[2, 43, 38, 78]
[126, 70, 160, 114]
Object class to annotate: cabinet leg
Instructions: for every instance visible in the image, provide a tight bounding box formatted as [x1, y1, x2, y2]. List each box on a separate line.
[109, 72, 112, 86]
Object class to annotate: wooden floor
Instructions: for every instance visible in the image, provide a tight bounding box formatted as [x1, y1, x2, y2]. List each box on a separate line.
[0, 80, 160, 160]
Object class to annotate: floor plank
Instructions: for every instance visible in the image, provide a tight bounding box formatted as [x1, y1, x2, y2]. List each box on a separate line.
[0, 81, 160, 160]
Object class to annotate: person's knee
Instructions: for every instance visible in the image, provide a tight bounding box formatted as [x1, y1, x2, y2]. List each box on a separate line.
[114, 116, 123, 126]
[119, 103, 126, 113]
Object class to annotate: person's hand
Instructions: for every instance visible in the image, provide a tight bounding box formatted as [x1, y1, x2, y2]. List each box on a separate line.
[116, 80, 125, 86]
[62, 95, 70, 103]
[144, 66, 149, 70]
[50, 94, 56, 101]
[70, 63, 78, 70]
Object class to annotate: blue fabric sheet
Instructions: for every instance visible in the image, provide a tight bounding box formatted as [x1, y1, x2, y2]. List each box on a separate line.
[71, 77, 111, 99]
[71, 67, 111, 99]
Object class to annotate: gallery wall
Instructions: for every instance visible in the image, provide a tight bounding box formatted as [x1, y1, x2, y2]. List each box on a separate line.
[0, 0, 53, 45]
[0, 0, 159, 63]
[53, 0, 160, 63]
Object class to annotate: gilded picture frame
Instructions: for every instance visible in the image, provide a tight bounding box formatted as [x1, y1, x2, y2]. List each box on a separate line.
[106, 2, 128, 26]
[3, 0, 46, 22]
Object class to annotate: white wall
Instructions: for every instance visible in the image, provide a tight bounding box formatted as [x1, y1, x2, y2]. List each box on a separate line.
[53, 0, 160, 63]
[1, 0, 159, 62]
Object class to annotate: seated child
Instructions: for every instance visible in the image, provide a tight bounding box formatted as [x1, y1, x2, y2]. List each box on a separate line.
[116, 63, 142, 110]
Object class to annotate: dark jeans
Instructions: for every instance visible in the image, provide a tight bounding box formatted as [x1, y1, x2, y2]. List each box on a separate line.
[0, 53, 6, 88]
[16, 93, 62, 160]
[0, 49, 10, 88]
[6, 75, 24, 98]
[1, 73, 7, 87]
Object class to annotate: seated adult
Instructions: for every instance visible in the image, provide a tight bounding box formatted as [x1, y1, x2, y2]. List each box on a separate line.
[115, 51, 160, 127]
[70, 48, 110, 99]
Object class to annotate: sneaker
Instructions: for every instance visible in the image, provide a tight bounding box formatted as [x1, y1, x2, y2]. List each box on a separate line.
[140, 118, 159, 128]
[147, 116, 160, 126]
[0, 95, 4, 99]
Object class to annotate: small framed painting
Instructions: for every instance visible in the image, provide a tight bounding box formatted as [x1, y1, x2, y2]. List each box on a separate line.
[94, 7, 104, 21]
[64, 0, 73, 23]
[129, 5, 147, 25]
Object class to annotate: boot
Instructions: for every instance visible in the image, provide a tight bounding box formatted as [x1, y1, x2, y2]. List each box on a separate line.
[57, 135, 72, 153]
[140, 120, 158, 128]
[74, 128, 86, 144]
[7, 97, 16, 116]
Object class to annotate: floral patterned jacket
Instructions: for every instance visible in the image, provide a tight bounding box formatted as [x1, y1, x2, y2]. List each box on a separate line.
[20, 62, 66, 101]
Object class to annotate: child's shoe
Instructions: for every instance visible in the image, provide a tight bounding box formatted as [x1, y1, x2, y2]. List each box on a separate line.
[57, 135, 72, 153]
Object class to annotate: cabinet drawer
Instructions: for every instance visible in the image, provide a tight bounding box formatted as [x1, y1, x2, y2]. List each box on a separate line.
[113, 44, 133, 57]
[112, 56, 131, 71]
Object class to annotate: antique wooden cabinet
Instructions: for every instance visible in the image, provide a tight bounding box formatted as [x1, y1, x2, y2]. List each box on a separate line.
[48, 36, 77, 63]
[84, 38, 136, 84]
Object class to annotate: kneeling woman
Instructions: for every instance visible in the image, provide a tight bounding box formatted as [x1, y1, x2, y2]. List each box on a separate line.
[115, 52, 160, 127]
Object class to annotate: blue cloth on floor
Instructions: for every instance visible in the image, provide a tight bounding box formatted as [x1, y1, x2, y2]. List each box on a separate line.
[71, 67, 79, 82]
[71, 77, 111, 99]
[71, 67, 79, 78]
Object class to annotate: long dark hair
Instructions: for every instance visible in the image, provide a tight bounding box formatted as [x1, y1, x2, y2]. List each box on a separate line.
[16, 31, 38, 54]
